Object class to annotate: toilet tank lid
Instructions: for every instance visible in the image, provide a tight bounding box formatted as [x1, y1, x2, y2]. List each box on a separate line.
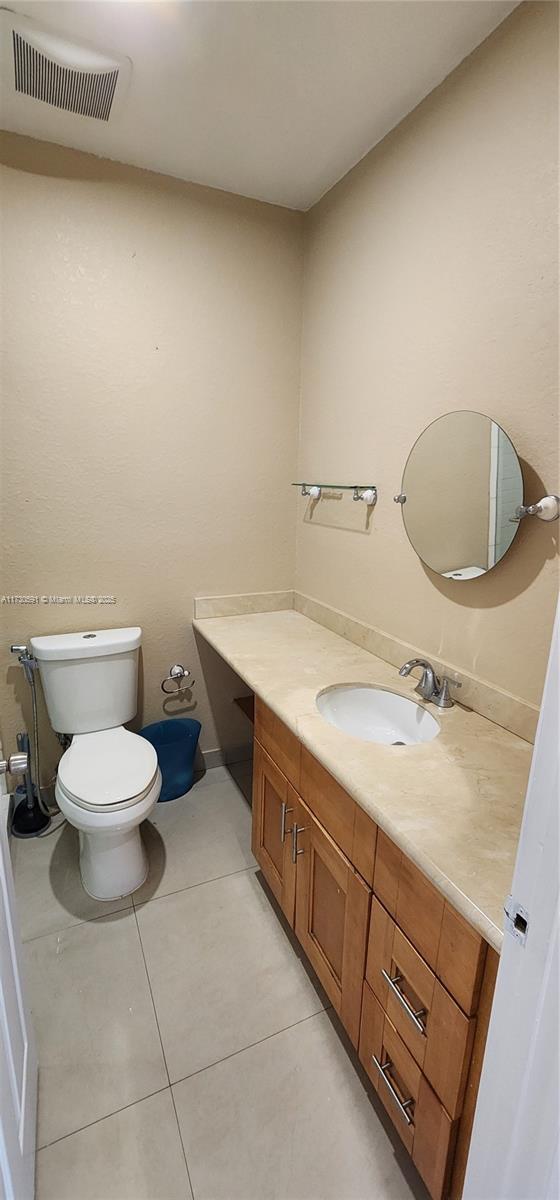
[30, 627, 142, 661]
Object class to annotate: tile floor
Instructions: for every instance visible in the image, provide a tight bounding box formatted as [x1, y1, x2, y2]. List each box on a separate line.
[13, 761, 428, 1200]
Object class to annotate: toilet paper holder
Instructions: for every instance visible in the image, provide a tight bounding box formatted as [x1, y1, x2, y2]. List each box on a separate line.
[161, 664, 195, 694]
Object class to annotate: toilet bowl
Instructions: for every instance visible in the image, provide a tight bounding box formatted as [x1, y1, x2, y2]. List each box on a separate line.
[30, 626, 161, 902]
[55, 726, 161, 900]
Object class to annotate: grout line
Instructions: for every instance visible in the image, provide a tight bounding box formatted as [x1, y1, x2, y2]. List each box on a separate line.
[22, 862, 258, 944]
[22, 902, 135, 945]
[34, 1009, 333, 1157]
[170, 1005, 332, 1090]
[132, 906, 172, 1086]
[36, 1085, 170, 1152]
[133, 906, 196, 1198]
[132, 864, 258, 911]
[169, 1084, 196, 1200]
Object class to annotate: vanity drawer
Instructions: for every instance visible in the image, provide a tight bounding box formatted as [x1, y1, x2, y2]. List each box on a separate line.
[299, 746, 356, 861]
[374, 830, 486, 1015]
[374, 830, 444, 970]
[437, 903, 487, 1018]
[254, 699, 301, 790]
[351, 802, 378, 887]
[366, 898, 474, 1118]
[359, 984, 455, 1200]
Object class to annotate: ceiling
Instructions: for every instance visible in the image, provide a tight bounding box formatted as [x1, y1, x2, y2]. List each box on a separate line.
[1, 0, 519, 210]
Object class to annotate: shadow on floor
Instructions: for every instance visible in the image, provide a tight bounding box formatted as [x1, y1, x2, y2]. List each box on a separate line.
[225, 759, 253, 804]
[47, 822, 166, 919]
[191, 758, 253, 804]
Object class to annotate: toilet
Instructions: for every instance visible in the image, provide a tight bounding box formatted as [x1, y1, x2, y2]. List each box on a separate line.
[30, 627, 161, 900]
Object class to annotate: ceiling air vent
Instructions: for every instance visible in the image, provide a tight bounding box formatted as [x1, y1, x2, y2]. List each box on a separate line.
[0, 11, 131, 124]
[12, 30, 119, 121]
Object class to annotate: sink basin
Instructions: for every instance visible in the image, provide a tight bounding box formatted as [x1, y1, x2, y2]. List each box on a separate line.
[316, 684, 440, 746]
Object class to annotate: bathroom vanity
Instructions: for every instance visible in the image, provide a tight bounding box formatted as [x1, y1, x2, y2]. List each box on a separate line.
[194, 607, 532, 1200]
[252, 698, 495, 1200]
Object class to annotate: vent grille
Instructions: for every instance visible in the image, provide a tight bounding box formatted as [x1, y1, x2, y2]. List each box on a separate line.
[12, 31, 119, 121]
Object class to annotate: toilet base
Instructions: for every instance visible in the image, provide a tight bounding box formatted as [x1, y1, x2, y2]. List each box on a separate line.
[55, 767, 161, 902]
[79, 826, 148, 901]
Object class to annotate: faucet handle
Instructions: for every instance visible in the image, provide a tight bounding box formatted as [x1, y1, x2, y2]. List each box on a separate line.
[434, 677, 462, 709]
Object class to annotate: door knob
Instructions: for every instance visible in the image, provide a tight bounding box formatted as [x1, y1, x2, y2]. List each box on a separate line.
[0, 752, 29, 776]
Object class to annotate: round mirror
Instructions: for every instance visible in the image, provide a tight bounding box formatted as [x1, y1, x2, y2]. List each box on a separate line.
[399, 411, 523, 580]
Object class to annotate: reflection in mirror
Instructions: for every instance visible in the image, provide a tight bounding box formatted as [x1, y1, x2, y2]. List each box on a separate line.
[400, 411, 524, 579]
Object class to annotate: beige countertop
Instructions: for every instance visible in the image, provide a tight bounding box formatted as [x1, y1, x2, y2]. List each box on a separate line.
[193, 610, 533, 952]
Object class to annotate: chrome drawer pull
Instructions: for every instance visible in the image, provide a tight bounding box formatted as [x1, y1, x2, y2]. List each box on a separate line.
[372, 1056, 415, 1126]
[381, 969, 427, 1036]
[280, 801, 293, 844]
[291, 823, 307, 863]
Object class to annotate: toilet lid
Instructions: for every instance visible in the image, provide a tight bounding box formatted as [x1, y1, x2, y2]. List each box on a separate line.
[57, 727, 159, 811]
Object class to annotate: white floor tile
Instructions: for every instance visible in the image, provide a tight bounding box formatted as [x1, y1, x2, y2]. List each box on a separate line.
[173, 1010, 426, 1200]
[134, 765, 255, 904]
[23, 756, 427, 1200]
[136, 870, 326, 1082]
[36, 1090, 192, 1200]
[26, 910, 168, 1147]
[12, 821, 131, 941]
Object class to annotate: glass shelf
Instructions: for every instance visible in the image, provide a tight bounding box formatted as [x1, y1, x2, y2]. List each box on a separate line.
[292, 482, 378, 503]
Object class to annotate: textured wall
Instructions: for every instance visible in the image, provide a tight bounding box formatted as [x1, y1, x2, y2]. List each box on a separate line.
[296, 2, 558, 708]
[0, 136, 303, 769]
[0, 1, 557, 778]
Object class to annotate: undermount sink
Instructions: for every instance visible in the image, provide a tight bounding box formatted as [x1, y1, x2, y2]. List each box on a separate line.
[316, 684, 440, 746]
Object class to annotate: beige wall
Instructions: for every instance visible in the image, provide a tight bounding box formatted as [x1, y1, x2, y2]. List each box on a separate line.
[0, 1, 557, 774]
[296, 1, 558, 708]
[0, 135, 303, 769]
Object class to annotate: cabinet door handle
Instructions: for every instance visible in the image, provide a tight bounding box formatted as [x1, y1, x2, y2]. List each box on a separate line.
[291, 824, 307, 864]
[381, 969, 427, 1036]
[280, 801, 293, 844]
[372, 1056, 415, 1126]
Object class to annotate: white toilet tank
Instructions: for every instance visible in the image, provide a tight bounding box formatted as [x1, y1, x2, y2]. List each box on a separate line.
[30, 627, 142, 734]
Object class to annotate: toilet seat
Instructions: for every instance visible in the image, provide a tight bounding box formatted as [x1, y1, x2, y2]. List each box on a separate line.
[57, 726, 159, 813]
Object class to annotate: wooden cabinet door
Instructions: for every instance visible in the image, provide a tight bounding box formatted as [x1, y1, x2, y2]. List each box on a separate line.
[251, 741, 296, 925]
[294, 797, 370, 1046]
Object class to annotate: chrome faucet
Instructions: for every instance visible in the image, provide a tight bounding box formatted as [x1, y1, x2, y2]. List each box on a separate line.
[398, 658, 461, 709]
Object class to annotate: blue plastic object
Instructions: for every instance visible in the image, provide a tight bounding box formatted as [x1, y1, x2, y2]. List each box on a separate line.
[138, 718, 201, 802]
